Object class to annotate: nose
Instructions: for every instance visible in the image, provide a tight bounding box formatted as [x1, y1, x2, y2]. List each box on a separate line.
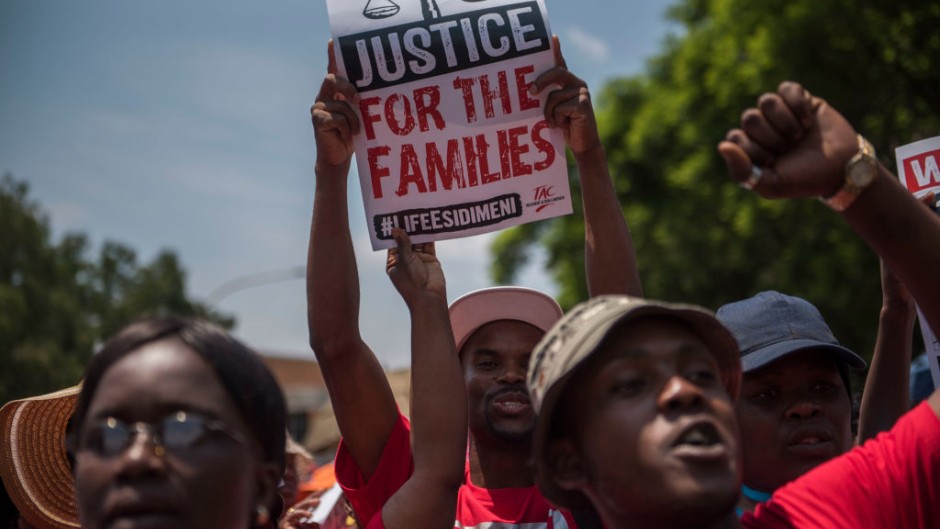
[658, 376, 705, 414]
[785, 400, 822, 420]
[497, 363, 526, 385]
[118, 425, 166, 477]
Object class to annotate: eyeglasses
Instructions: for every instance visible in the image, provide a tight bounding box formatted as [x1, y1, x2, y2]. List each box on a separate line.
[74, 410, 250, 458]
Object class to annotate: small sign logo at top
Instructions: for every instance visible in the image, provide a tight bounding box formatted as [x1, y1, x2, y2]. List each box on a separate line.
[364, 0, 490, 22]
[363, 0, 400, 19]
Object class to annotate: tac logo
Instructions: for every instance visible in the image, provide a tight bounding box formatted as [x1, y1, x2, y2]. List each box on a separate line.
[533, 185, 554, 201]
[532, 185, 557, 212]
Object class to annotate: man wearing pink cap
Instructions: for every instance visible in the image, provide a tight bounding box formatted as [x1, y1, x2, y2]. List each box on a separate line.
[306, 39, 641, 529]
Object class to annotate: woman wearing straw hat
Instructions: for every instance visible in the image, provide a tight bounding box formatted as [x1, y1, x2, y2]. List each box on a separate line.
[66, 317, 287, 529]
[1, 385, 81, 529]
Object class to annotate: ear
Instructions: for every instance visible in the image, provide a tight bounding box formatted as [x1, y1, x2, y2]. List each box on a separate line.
[254, 461, 282, 520]
[546, 438, 587, 491]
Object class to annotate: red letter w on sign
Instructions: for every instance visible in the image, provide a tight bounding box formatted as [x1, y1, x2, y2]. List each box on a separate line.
[903, 149, 940, 194]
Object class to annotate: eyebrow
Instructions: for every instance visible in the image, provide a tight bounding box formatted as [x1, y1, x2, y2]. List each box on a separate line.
[89, 402, 218, 421]
[678, 342, 713, 357]
[747, 359, 841, 381]
[613, 342, 712, 360]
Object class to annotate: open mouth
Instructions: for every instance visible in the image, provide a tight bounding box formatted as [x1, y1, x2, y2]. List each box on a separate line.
[107, 507, 177, 529]
[674, 422, 720, 447]
[791, 435, 826, 446]
[105, 492, 181, 529]
[670, 421, 728, 461]
[785, 426, 835, 455]
[490, 390, 532, 416]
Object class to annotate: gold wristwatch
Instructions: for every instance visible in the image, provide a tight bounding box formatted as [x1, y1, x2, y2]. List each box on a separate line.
[821, 134, 878, 212]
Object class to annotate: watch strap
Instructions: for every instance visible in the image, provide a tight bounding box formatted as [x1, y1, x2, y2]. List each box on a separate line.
[822, 134, 877, 212]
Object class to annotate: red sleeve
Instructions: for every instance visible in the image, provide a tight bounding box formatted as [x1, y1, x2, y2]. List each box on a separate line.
[364, 513, 387, 529]
[334, 412, 414, 527]
[743, 401, 940, 529]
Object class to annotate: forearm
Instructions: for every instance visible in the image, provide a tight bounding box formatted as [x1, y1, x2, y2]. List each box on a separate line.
[380, 479, 460, 529]
[407, 294, 467, 484]
[307, 160, 399, 478]
[842, 167, 940, 333]
[577, 146, 642, 297]
[858, 305, 916, 442]
[307, 160, 364, 353]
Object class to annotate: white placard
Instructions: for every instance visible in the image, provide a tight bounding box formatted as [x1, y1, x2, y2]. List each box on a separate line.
[895, 135, 940, 390]
[896, 136, 940, 198]
[307, 483, 344, 526]
[326, 0, 572, 250]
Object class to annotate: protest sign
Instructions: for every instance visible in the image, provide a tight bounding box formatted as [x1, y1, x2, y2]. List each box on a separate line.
[895, 135, 940, 390]
[897, 136, 940, 198]
[325, 0, 572, 250]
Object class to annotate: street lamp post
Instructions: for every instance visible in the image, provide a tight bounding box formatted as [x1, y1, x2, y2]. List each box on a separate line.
[206, 265, 306, 307]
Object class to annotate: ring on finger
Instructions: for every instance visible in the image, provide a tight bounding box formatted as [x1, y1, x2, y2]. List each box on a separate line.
[740, 165, 763, 190]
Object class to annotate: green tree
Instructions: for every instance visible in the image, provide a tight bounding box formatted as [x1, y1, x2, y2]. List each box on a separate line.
[492, 0, 940, 360]
[0, 174, 233, 404]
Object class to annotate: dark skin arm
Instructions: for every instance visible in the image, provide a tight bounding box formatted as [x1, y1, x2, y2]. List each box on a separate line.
[718, 81, 940, 419]
[857, 256, 917, 442]
[857, 193, 932, 441]
[307, 41, 398, 478]
[381, 230, 466, 529]
[532, 36, 642, 297]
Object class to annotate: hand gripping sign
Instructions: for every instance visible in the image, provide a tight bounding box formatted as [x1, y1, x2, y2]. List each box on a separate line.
[326, 0, 572, 250]
[896, 135, 940, 390]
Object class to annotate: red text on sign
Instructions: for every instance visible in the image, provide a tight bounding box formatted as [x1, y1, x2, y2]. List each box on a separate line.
[903, 149, 940, 194]
[360, 85, 446, 140]
[453, 65, 540, 123]
[367, 120, 555, 199]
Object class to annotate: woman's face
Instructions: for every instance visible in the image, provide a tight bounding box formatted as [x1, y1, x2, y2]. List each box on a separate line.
[74, 337, 274, 529]
[735, 349, 852, 491]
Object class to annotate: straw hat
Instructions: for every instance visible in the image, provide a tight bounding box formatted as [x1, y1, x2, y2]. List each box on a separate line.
[0, 385, 81, 529]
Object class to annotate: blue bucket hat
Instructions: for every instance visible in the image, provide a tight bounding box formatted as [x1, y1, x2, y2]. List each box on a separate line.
[716, 291, 866, 373]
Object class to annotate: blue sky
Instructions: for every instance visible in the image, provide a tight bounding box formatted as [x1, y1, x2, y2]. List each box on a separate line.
[0, 0, 676, 368]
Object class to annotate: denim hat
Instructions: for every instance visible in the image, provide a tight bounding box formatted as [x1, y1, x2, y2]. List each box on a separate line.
[910, 352, 936, 406]
[716, 291, 866, 373]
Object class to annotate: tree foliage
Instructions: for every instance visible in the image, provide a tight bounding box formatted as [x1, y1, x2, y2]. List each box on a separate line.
[491, 0, 940, 360]
[0, 174, 233, 404]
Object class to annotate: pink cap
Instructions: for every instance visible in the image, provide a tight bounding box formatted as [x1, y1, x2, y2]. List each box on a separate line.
[449, 287, 563, 353]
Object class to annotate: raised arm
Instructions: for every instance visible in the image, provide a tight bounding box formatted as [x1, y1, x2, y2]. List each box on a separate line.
[718, 81, 940, 418]
[381, 230, 466, 529]
[307, 42, 398, 478]
[532, 37, 642, 298]
[858, 257, 917, 442]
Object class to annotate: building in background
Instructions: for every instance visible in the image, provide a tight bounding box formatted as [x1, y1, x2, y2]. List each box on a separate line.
[262, 355, 411, 462]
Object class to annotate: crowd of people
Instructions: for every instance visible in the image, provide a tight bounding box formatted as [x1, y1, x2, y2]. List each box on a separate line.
[2, 37, 939, 529]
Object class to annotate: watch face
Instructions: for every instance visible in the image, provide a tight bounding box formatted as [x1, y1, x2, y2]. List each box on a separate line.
[848, 158, 877, 187]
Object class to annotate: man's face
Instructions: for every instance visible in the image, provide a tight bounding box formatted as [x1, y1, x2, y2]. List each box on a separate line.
[736, 348, 852, 491]
[461, 320, 543, 445]
[550, 318, 740, 526]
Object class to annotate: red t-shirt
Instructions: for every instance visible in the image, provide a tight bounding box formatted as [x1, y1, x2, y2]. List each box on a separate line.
[743, 400, 940, 528]
[335, 412, 580, 529]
